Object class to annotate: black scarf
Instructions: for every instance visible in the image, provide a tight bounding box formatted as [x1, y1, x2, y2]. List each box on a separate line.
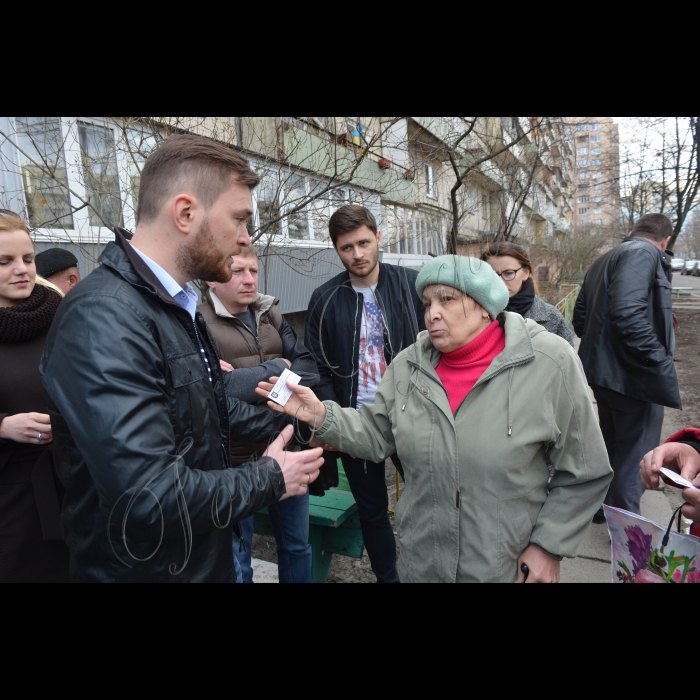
[506, 279, 536, 316]
[0, 284, 62, 344]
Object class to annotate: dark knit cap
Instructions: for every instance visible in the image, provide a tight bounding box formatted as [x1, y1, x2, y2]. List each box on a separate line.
[35, 248, 79, 279]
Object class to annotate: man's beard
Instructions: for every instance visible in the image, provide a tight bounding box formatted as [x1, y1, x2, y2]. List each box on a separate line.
[344, 249, 380, 279]
[176, 220, 234, 284]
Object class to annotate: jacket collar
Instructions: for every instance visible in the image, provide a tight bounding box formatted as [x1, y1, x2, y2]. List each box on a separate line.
[101, 228, 183, 311]
[414, 312, 536, 382]
[207, 290, 279, 324]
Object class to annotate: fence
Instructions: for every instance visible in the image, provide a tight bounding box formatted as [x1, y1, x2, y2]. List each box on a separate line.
[557, 285, 581, 326]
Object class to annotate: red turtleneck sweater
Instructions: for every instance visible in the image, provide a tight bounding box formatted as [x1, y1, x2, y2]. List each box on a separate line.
[436, 321, 506, 415]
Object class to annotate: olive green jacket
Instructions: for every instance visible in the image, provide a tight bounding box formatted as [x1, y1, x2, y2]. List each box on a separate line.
[316, 313, 613, 583]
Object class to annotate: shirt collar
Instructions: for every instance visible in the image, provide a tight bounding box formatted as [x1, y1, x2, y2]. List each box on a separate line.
[129, 243, 199, 320]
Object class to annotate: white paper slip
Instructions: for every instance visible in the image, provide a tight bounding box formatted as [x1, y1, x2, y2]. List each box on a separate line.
[268, 369, 302, 407]
[660, 468, 700, 490]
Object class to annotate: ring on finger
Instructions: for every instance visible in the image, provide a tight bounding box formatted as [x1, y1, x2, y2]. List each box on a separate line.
[37, 434, 43, 443]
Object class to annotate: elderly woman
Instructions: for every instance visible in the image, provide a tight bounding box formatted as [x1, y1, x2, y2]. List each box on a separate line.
[0, 213, 69, 582]
[259, 256, 613, 583]
[482, 243, 574, 346]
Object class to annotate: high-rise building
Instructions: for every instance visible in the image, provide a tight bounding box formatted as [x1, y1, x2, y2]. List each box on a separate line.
[570, 117, 622, 242]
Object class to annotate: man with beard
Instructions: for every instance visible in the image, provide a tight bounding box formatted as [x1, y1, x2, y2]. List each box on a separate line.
[305, 205, 426, 583]
[40, 135, 324, 583]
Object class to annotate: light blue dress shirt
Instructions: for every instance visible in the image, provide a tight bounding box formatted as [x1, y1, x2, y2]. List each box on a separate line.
[129, 243, 199, 320]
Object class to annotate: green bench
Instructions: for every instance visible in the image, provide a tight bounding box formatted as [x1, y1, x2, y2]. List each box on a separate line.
[253, 467, 365, 583]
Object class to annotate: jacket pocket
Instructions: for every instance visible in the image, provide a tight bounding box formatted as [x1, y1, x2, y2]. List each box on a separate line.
[167, 353, 208, 443]
[497, 489, 545, 583]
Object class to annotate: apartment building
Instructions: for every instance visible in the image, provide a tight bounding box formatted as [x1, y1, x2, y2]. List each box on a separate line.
[0, 116, 576, 321]
[571, 117, 622, 238]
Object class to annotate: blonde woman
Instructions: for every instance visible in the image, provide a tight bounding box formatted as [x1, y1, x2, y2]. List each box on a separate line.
[0, 212, 69, 582]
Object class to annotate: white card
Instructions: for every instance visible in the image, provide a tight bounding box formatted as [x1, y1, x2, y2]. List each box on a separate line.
[660, 468, 700, 490]
[268, 369, 301, 407]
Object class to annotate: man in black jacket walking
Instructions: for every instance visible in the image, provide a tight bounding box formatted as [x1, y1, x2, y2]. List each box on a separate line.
[306, 205, 426, 583]
[41, 136, 324, 583]
[574, 214, 681, 519]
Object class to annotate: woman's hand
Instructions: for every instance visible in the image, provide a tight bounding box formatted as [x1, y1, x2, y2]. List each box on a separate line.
[0, 413, 53, 445]
[516, 545, 561, 584]
[220, 360, 234, 373]
[640, 443, 700, 490]
[256, 378, 327, 430]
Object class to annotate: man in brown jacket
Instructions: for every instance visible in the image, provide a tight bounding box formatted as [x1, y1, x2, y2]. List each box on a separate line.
[200, 246, 319, 583]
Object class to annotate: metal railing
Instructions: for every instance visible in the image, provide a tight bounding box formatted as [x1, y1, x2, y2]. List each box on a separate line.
[557, 285, 581, 326]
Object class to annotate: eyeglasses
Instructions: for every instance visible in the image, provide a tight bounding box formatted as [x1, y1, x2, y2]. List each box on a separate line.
[496, 267, 524, 282]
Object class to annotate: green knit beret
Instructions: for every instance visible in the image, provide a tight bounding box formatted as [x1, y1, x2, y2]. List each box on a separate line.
[416, 255, 510, 319]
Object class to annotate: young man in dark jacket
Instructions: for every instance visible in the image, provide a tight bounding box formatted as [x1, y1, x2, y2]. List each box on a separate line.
[200, 245, 319, 583]
[40, 135, 324, 583]
[574, 213, 681, 520]
[305, 205, 426, 583]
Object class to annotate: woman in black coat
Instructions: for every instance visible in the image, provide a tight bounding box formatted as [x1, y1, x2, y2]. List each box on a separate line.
[0, 213, 69, 583]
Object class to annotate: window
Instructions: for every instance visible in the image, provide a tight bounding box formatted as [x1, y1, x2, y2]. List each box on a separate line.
[467, 186, 476, 214]
[580, 172, 590, 180]
[592, 148, 602, 155]
[593, 207, 603, 215]
[126, 130, 157, 217]
[285, 174, 311, 240]
[78, 122, 124, 229]
[579, 196, 590, 203]
[591, 135, 602, 143]
[577, 148, 589, 156]
[592, 159, 602, 166]
[592, 172, 602, 180]
[578, 160, 589, 168]
[593, 196, 604, 203]
[581, 219, 591, 226]
[15, 117, 74, 229]
[577, 125, 590, 132]
[593, 219, 603, 225]
[594, 184, 603, 191]
[426, 165, 437, 199]
[538, 266, 550, 282]
[255, 172, 282, 237]
[482, 194, 488, 220]
[579, 207, 591, 215]
[592, 124, 602, 131]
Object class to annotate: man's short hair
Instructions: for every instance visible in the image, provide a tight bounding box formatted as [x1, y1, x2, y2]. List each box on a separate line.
[137, 135, 261, 224]
[329, 205, 378, 247]
[235, 245, 258, 260]
[630, 214, 673, 243]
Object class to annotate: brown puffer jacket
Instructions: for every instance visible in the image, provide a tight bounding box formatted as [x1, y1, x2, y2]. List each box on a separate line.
[200, 290, 285, 369]
[200, 290, 319, 465]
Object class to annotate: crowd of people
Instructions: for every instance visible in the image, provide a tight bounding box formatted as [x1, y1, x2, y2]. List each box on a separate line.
[0, 135, 698, 584]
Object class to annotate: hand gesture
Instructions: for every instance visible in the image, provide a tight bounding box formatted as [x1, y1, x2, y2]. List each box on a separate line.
[256, 378, 327, 431]
[0, 413, 53, 445]
[682, 486, 700, 527]
[516, 545, 561, 584]
[264, 426, 324, 501]
[640, 443, 700, 490]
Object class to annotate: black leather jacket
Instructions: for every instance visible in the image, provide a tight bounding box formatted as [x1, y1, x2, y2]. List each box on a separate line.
[574, 237, 681, 409]
[305, 263, 426, 408]
[40, 230, 291, 583]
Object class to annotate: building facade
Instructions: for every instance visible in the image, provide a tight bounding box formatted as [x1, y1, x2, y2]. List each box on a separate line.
[0, 116, 577, 318]
[571, 117, 622, 241]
